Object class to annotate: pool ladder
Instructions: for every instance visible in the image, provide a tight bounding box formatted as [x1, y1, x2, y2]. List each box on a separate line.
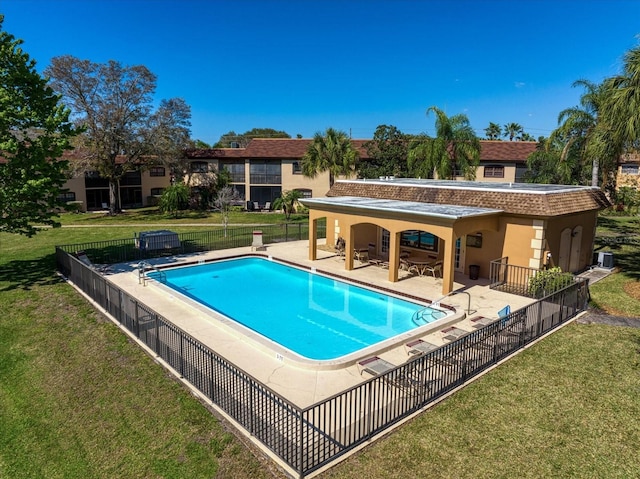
[138, 261, 166, 286]
[411, 290, 472, 326]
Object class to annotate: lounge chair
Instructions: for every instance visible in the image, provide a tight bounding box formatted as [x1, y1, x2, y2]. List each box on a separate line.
[358, 356, 434, 395]
[405, 339, 439, 356]
[470, 316, 496, 328]
[74, 251, 110, 273]
[441, 326, 468, 342]
[498, 305, 511, 318]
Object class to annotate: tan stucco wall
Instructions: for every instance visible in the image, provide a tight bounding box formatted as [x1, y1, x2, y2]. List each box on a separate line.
[475, 164, 518, 183]
[545, 210, 598, 271]
[62, 176, 87, 211]
[141, 171, 171, 205]
[617, 170, 640, 189]
[281, 159, 331, 197]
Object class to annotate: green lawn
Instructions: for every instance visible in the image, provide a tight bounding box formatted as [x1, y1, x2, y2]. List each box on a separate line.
[1, 213, 639, 478]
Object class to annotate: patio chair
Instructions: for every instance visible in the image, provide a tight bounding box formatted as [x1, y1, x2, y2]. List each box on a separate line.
[354, 248, 369, 262]
[423, 260, 443, 278]
[334, 237, 346, 257]
[263, 202, 271, 211]
[253, 202, 260, 211]
[498, 305, 511, 318]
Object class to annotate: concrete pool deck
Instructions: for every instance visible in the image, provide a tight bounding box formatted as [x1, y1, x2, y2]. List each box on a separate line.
[102, 240, 535, 408]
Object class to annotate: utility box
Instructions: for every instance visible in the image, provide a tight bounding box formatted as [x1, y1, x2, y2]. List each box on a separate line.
[136, 230, 180, 251]
[597, 251, 614, 269]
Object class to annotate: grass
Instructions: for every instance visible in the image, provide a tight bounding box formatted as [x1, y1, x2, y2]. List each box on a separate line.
[57, 207, 309, 226]
[1, 213, 639, 478]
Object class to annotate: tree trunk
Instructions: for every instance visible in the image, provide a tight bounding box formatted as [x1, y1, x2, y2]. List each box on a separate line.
[108, 180, 119, 215]
[591, 158, 599, 188]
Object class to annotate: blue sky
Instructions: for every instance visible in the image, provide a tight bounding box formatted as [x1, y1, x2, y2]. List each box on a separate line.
[2, 0, 640, 144]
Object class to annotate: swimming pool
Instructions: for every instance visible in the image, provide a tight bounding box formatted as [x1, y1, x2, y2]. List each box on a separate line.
[149, 257, 452, 361]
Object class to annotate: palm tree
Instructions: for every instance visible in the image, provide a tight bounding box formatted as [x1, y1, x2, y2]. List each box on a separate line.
[272, 189, 303, 221]
[503, 123, 524, 141]
[600, 43, 640, 158]
[408, 106, 481, 180]
[550, 79, 619, 187]
[301, 128, 359, 187]
[484, 122, 502, 140]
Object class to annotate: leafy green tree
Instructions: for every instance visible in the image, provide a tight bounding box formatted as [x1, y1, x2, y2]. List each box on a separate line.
[523, 138, 575, 184]
[273, 189, 304, 220]
[484, 122, 502, 140]
[503, 122, 524, 141]
[45, 56, 191, 214]
[213, 128, 290, 148]
[158, 183, 189, 218]
[301, 127, 359, 187]
[408, 106, 480, 180]
[0, 17, 79, 236]
[360, 125, 410, 178]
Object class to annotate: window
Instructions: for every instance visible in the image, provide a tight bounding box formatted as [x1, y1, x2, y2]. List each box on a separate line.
[120, 170, 141, 186]
[58, 191, 76, 202]
[292, 161, 302, 174]
[484, 165, 505, 178]
[150, 188, 164, 196]
[621, 164, 639, 175]
[295, 188, 312, 198]
[149, 166, 165, 177]
[222, 161, 245, 182]
[190, 161, 209, 173]
[400, 230, 438, 252]
[250, 161, 281, 184]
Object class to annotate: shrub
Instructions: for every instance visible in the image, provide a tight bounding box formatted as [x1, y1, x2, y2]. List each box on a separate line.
[528, 267, 575, 298]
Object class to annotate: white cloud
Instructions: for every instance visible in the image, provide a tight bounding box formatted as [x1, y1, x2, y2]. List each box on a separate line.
[515, 81, 526, 88]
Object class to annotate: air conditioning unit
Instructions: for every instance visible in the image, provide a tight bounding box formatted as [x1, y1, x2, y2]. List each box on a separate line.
[597, 251, 614, 269]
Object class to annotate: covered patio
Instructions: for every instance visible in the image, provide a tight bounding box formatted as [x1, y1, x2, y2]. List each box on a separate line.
[303, 196, 503, 296]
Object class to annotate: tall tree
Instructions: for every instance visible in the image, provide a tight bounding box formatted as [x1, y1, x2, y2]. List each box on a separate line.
[0, 17, 78, 236]
[550, 79, 619, 188]
[523, 137, 578, 184]
[301, 128, 359, 186]
[503, 122, 524, 141]
[601, 43, 640, 157]
[484, 122, 502, 140]
[360, 125, 410, 178]
[213, 128, 290, 148]
[45, 56, 192, 214]
[408, 106, 480, 180]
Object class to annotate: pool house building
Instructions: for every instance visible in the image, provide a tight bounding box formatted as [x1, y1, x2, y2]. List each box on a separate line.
[303, 178, 611, 295]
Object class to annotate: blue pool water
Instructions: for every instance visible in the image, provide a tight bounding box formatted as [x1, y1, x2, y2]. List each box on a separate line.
[150, 257, 449, 360]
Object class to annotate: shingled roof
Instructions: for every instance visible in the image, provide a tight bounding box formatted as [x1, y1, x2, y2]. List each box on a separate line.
[325, 179, 610, 217]
[183, 138, 537, 162]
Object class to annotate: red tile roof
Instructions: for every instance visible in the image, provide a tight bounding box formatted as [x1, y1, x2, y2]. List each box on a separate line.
[184, 138, 537, 162]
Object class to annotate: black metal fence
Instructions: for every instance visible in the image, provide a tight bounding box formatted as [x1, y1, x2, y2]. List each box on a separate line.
[55, 222, 324, 265]
[56, 242, 589, 478]
[489, 257, 576, 299]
